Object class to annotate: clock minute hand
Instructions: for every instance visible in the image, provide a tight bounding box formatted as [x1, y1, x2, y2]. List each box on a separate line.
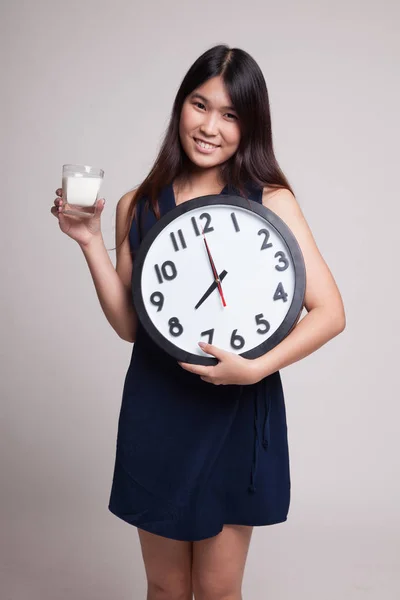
[202, 234, 227, 307]
[194, 270, 228, 310]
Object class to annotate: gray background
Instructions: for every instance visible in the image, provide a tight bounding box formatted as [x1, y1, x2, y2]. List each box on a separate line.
[1, 0, 399, 598]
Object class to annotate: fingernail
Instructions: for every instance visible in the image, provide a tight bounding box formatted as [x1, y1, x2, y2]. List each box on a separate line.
[198, 342, 206, 348]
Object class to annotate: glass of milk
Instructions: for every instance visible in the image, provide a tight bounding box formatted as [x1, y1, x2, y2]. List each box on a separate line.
[61, 164, 104, 217]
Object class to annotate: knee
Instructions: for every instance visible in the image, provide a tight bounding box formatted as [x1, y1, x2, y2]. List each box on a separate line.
[192, 574, 240, 600]
[147, 578, 192, 600]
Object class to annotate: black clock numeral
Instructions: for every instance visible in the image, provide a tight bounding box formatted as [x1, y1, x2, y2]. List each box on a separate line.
[154, 260, 177, 284]
[150, 292, 164, 312]
[168, 317, 183, 337]
[273, 282, 289, 303]
[258, 228, 273, 250]
[200, 212, 214, 233]
[231, 212, 240, 232]
[230, 329, 245, 350]
[191, 216, 200, 236]
[255, 313, 270, 334]
[200, 328, 214, 345]
[191, 212, 214, 236]
[275, 251, 289, 271]
[170, 229, 187, 252]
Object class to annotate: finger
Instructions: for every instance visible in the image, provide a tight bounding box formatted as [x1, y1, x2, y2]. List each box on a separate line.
[54, 197, 63, 206]
[178, 362, 211, 377]
[198, 341, 226, 360]
[94, 198, 105, 217]
[50, 206, 60, 218]
[56, 188, 62, 196]
[200, 376, 220, 385]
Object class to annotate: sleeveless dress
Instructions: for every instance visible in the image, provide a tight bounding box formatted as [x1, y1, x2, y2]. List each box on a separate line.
[108, 181, 291, 541]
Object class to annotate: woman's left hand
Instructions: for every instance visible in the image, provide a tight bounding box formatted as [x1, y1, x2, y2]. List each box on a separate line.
[178, 342, 262, 386]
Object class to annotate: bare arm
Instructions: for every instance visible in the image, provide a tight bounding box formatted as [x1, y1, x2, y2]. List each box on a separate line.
[253, 187, 346, 377]
[80, 190, 138, 342]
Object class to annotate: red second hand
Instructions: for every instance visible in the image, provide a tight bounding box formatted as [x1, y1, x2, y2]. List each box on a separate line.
[202, 230, 227, 307]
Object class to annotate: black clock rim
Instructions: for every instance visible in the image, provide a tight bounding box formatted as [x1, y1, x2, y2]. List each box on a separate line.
[132, 194, 306, 366]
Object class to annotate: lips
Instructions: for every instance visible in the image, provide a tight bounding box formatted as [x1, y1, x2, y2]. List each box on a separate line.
[194, 137, 220, 148]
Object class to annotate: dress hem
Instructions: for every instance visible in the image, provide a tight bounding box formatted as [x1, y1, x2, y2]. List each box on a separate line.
[108, 503, 288, 542]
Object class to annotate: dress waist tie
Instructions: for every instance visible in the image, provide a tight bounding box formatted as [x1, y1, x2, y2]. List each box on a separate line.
[243, 378, 271, 494]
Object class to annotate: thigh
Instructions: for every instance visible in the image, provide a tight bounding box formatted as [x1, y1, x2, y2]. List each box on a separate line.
[137, 528, 193, 599]
[191, 525, 253, 600]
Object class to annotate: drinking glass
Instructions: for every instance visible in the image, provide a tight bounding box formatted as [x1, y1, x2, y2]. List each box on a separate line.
[61, 164, 104, 217]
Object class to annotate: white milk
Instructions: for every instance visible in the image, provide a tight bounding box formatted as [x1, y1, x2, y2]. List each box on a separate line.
[62, 174, 103, 207]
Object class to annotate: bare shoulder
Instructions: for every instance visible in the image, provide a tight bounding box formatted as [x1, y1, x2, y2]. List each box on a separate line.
[262, 186, 305, 226]
[115, 187, 139, 293]
[117, 188, 139, 213]
[262, 186, 345, 320]
[261, 186, 314, 257]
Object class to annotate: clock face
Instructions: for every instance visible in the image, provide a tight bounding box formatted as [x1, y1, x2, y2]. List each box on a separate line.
[133, 194, 306, 365]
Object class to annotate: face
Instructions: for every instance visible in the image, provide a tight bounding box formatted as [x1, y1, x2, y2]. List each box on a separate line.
[179, 76, 241, 173]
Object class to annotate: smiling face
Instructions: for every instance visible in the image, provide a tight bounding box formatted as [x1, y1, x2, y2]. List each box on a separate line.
[178, 76, 241, 174]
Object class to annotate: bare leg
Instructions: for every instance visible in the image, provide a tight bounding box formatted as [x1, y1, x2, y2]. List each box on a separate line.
[137, 527, 193, 600]
[191, 524, 253, 600]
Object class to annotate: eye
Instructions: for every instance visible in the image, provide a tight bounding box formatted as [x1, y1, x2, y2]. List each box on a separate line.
[193, 102, 237, 121]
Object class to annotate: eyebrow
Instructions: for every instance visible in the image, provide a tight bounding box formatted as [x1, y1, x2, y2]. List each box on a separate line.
[190, 93, 237, 112]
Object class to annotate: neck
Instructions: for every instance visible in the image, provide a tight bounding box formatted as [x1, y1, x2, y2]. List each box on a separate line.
[175, 168, 225, 195]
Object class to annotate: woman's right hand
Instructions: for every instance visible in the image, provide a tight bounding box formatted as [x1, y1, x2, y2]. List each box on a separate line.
[50, 188, 106, 247]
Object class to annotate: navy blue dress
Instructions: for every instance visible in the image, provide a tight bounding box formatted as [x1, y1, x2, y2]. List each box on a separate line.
[108, 181, 291, 541]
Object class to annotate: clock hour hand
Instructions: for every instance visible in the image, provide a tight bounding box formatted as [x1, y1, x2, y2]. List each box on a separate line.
[194, 270, 228, 310]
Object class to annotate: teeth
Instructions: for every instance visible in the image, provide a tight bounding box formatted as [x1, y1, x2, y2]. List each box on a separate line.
[195, 138, 218, 150]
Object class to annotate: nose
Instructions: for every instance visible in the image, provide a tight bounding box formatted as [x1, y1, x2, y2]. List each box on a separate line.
[199, 112, 219, 138]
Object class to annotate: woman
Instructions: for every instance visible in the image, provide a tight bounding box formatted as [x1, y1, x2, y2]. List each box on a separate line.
[51, 44, 345, 600]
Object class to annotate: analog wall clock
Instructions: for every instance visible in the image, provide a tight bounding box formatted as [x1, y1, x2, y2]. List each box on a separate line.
[133, 194, 306, 366]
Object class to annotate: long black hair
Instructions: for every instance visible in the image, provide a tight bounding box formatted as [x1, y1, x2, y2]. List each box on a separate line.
[116, 44, 295, 251]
